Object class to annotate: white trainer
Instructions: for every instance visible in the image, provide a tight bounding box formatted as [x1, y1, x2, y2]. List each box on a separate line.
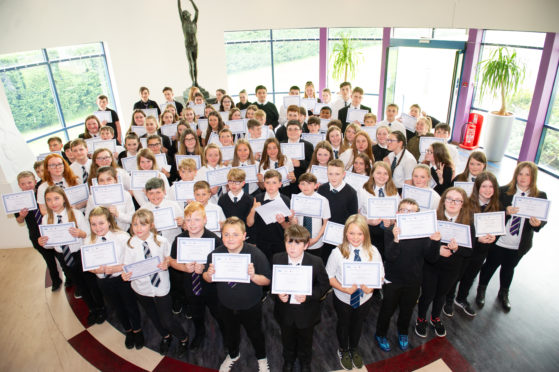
[219, 353, 240, 372]
[257, 357, 270, 372]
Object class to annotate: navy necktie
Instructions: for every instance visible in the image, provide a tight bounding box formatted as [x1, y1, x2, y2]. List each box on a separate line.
[55, 181, 64, 188]
[333, 150, 339, 159]
[82, 166, 88, 184]
[33, 208, 43, 226]
[378, 188, 385, 197]
[192, 272, 202, 295]
[510, 192, 525, 236]
[350, 249, 362, 309]
[303, 216, 313, 236]
[57, 215, 74, 267]
[391, 156, 397, 173]
[143, 241, 161, 287]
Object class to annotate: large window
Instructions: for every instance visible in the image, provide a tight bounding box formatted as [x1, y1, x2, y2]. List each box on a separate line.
[472, 30, 545, 159]
[0, 42, 115, 156]
[536, 68, 559, 175]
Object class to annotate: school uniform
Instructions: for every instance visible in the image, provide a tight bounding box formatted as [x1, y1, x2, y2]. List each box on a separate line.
[338, 149, 354, 170]
[330, 98, 351, 123]
[133, 99, 161, 116]
[218, 190, 254, 224]
[194, 165, 227, 205]
[257, 157, 295, 194]
[84, 190, 135, 232]
[236, 101, 252, 110]
[429, 163, 453, 195]
[205, 242, 272, 360]
[97, 108, 121, 144]
[124, 233, 187, 340]
[293, 191, 331, 257]
[89, 231, 141, 331]
[407, 133, 434, 161]
[281, 139, 314, 196]
[376, 229, 440, 337]
[132, 171, 170, 206]
[159, 100, 184, 116]
[372, 144, 390, 164]
[387, 149, 417, 191]
[326, 245, 384, 352]
[141, 199, 184, 243]
[141, 131, 174, 156]
[70, 159, 93, 184]
[37, 178, 80, 207]
[203, 202, 226, 237]
[252, 192, 291, 263]
[255, 101, 279, 129]
[232, 161, 261, 195]
[338, 104, 371, 133]
[272, 252, 330, 367]
[377, 120, 407, 137]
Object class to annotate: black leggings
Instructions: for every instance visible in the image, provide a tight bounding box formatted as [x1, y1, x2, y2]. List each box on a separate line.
[376, 283, 420, 336]
[417, 262, 461, 319]
[333, 295, 373, 351]
[97, 276, 141, 331]
[135, 293, 187, 340]
[447, 244, 490, 302]
[478, 246, 522, 290]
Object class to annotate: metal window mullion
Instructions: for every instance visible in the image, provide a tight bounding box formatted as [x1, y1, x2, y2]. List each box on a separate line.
[42, 49, 68, 142]
[25, 121, 84, 143]
[100, 42, 116, 107]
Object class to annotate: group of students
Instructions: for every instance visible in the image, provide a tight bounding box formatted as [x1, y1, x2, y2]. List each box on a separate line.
[12, 81, 548, 372]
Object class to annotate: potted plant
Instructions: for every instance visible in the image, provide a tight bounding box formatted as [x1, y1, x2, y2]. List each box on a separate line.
[477, 47, 525, 162]
[330, 34, 361, 82]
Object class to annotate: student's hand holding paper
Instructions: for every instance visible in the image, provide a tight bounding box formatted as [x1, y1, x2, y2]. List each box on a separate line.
[344, 284, 359, 295]
[506, 206, 520, 215]
[368, 218, 382, 226]
[38, 236, 49, 247]
[447, 238, 458, 251]
[294, 295, 307, 303]
[248, 262, 255, 280]
[194, 263, 205, 274]
[18, 208, 29, 218]
[278, 293, 289, 303]
[292, 159, 300, 167]
[361, 284, 374, 295]
[529, 216, 541, 227]
[429, 231, 441, 241]
[121, 271, 133, 281]
[440, 246, 452, 257]
[392, 225, 400, 243]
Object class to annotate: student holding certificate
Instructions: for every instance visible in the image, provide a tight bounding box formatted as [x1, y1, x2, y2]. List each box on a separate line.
[218, 168, 255, 227]
[202, 111, 225, 147]
[325, 126, 348, 160]
[230, 139, 260, 195]
[177, 128, 204, 157]
[203, 217, 272, 372]
[146, 135, 177, 183]
[194, 144, 227, 205]
[272, 225, 330, 372]
[410, 164, 441, 211]
[446, 172, 503, 317]
[452, 151, 487, 184]
[38, 186, 106, 326]
[88, 148, 132, 191]
[306, 141, 334, 174]
[416, 188, 473, 338]
[79, 115, 102, 140]
[384, 131, 417, 193]
[340, 131, 375, 171]
[326, 215, 384, 370]
[133, 86, 161, 116]
[132, 149, 170, 206]
[352, 153, 372, 177]
[141, 178, 184, 244]
[122, 210, 189, 357]
[169, 202, 224, 350]
[36, 153, 81, 216]
[406, 117, 434, 161]
[280, 120, 314, 197]
[375, 199, 440, 352]
[478, 162, 547, 312]
[140, 116, 173, 156]
[257, 138, 296, 192]
[85, 207, 143, 349]
[372, 126, 391, 165]
[341, 123, 359, 154]
[422, 142, 455, 196]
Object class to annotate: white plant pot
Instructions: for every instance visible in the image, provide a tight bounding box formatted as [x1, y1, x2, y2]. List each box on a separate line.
[483, 112, 515, 162]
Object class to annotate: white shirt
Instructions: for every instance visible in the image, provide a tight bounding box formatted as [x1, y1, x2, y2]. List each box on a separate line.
[326, 244, 384, 305]
[132, 171, 170, 206]
[234, 160, 260, 194]
[87, 230, 130, 278]
[331, 97, 351, 120]
[195, 164, 227, 205]
[378, 120, 407, 136]
[37, 178, 81, 205]
[124, 233, 171, 297]
[70, 159, 92, 183]
[294, 191, 331, 250]
[258, 157, 294, 185]
[141, 199, 184, 243]
[497, 189, 529, 250]
[40, 208, 89, 253]
[204, 202, 226, 236]
[387, 149, 417, 188]
[357, 186, 401, 217]
[330, 181, 347, 193]
[339, 149, 354, 170]
[84, 188, 135, 232]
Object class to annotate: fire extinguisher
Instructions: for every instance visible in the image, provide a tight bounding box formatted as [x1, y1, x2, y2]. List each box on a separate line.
[460, 113, 484, 150]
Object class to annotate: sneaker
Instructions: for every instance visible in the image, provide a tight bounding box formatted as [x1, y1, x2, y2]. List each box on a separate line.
[476, 285, 486, 308]
[398, 333, 409, 351]
[219, 353, 240, 372]
[337, 349, 353, 370]
[375, 334, 391, 352]
[454, 299, 477, 316]
[183, 305, 193, 319]
[86, 311, 96, 326]
[159, 336, 171, 355]
[257, 357, 270, 372]
[73, 288, 82, 299]
[430, 317, 446, 337]
[95, 308, 106, 324]
[177, 337, 189, 358]
[351, 350, 364, 368]
[172, 301, 182, 315]
[415, 318, 427, 338]
[134, 330, 144, 349]
[124, 331, 135, 349]
[51, 281, 62, 292]
[189, 333, 204, 350]
[64, 278, 73, 288]
[442, 301, 454, 317]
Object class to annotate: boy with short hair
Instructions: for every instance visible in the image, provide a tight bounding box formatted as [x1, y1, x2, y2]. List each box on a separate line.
[168, 158, 198, 208]
[142, 177, 184, 243]
[246, 118, 273, 140]
[364, 113, 377, 127]
[203, 217, 272, 372]
[337, 86, 371, 132]
[282, 120, 314, 196]
[218, 168, 254, 225]
[317, 159, 358, 263]
[161, 87, 184, 117]
[276, 105, 300, 143]
[33, 161, 44, 182]
[236, 89, 251, 110]
[331, 82, 352, 119]
[48, 136, 70, 162]
[321, 88, 332, 105]
[255, 85, 279, 130]
[193, 180, 226, 234]
[273, 225, 330, 372]
[97, 94, 122, 143]
[99, 126, 125, 155]
[433, 123, 459, 165]
[378, 103, 406, 135]
[133, 86, 161, 116]
[279, 85, 301, 125]
[306, 117, 322, 135]
[254, 109, 267, 127]
[319, 106, 332, 120]
[69, 139, 92, 184]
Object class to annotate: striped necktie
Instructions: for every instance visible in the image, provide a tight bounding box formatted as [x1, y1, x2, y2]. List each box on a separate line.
[192, 273, 202, 296]
[142, 241, 161, 287]
[55, 181, 64, 188]
[350, 249, 362, 309]
[303, 216, 313, 236]
[82, 166, 89, 184]
[378, 188, 385, 197]
[57, 215, 74, 267]
[510, 192, 525, 236]
[333, 150, 339, 159]
[391, 156, 397, 173]
[33, 208, 43, 226]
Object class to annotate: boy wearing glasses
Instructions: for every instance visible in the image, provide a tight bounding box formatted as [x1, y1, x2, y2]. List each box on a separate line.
[218, 168, 255, 226]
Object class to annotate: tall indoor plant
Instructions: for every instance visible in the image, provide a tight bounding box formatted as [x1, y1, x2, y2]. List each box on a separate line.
[330, 34, 361, 82]
[478, 47, 525, 161]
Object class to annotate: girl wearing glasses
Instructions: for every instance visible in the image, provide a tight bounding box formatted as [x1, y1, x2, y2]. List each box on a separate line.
[384, 131, 417, 193]
[88, 148, 131, 191]
[37, 153, 80, 215]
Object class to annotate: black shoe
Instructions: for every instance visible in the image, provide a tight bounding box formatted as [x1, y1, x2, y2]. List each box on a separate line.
[189, 333, 204, 350]
[125, 331, 135, 349]
[282, 360, 294, 372]
[159, 336, 171, 355]
[86, 311, 96, 326]
[415, 318, 427, 338]
[300, 363, 311, 372]
[442, 301, 454, 317]
[73, 288, 82, 299]
[64, 278, 73, 288]
[476, 285, 486, 307]
[183, 305, 193, 320]
[177, 337, 189, 358]
[373, 288, 384, 301]
[430, 317, 446, 337]
[51, 281, 62, 292]
[498, 289, 511, 312]
[134, 330, 144, 349]
[454, 299, 477, 316]
[95, 308, 106, 324]
[172, 301, 182, 315]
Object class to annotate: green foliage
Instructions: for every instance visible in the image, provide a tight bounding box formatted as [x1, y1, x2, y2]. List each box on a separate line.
[539, 129, 559, 172]
[330, 34, 361, 82]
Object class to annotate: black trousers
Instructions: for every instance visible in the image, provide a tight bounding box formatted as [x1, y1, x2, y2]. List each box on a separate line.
[97, 276, 141, 331]
[135, 293, 187, 340]
[280, 323, 314, 365]
[333, 295, 373, 351]
[417, 262, 461, 319]
[321, 244, 336, 265]
[219, 302, 266, 359]
[187, 292, 223, 338]
[56, 251, 104, 311]
[307, 247, 322, 260]
[478, 246, 522, 290]
[447, 245, 490, 303]
[169, 267, 186, 308]
[34, 245, 61, 285]
[376, 283, 420, 336]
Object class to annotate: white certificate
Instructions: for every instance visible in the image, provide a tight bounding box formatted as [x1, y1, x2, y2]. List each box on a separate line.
[124, 256, 161, 280]
[91, 184, 125, 206]
[310, 165, 328, 184]
[402, 184, 433, 210]
[153, 207, 177, 231]
[219, 111, 229, 122]
[454, 182, 474, 196]
[344, 172, 369, 192]
[281, 143, 305, 160]
[226, 119, 246, 134]
[39, 222, 78, 247]
[249, 139, 266, 154]
[197, 118, 209, 133]
[342, 262, 382, 288]
[174, 181, 195, 201]
[131, 126, 147, 137]
[92, 139, 116, 153]
[160, 123, 178, 137]
[64, 184, 89, 205]
[396, 210, 437, 240]
[81, 241, 118, 271]
[175, 154, 201, 169]
[323, 221, 344, 245]
[236, 165, 258, 183]
[314, 102, 326, 114]
[301, 98, 317, 112]
[272, 265, 313, 296]
[400, 113, 417, 132]
[474, 212, 506, 237]
[85, 138, 97, 154]
[205, 210, 220, 231]
[141, 108, 158, 119]
[140, 138, 147, 149]
[2, 190, 38, 214]
[121, 156, 137, 172]
[320, 119, 330, 132]
[177, 238, 215, 263]
[212, 253, 251, 283]
[419, 137, 446, 154]
[301, 133, 325, 148]
[255, 198, 291, 225]
[37, 151, 62, 161]
[367, 197, 398, 219]
[206, 167, 231, 187]
[437, 221, 472, 248]
[192, 104, 205, 117]
[94, 110, 112, 123]
[283, 95, 301, 107]
[361, 126, 377, 142]
[221, 146, 235, 161]
[347, 108, 368, 124]
[155, 154, 168, 169]
[512, 196, 551, 221]
[239, 109, 247, 119]
[274, 166, 290, 185]
[130, 170, 158, 190]
[291, 194, 323, 218]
